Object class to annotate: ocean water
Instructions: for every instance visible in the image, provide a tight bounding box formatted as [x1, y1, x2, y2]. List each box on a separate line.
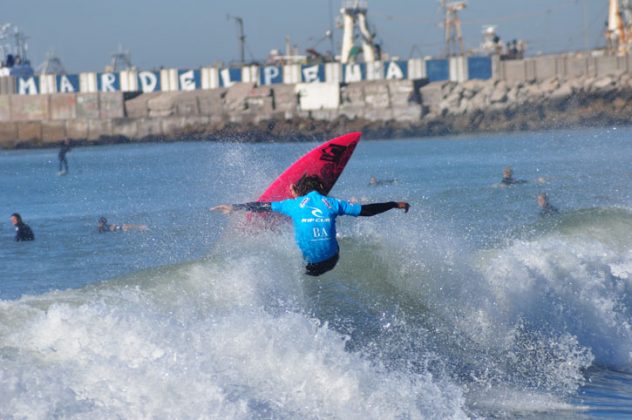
[2, 127, 632, 418]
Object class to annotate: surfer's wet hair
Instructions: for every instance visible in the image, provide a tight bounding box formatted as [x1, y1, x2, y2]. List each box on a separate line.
[293, 174, 326, 196]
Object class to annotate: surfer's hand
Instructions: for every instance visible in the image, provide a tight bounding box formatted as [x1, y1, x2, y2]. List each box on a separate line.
[210, 204, 234, 214]
[397, 202, 410, 213]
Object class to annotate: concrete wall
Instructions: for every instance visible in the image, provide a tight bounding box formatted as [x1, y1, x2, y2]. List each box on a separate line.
[296, 83, 340, 110]
[0, 76, 16, 95]
[0, 92, 115, 123]
[495, 53, 632, 83]
[0, 79, 424, 146]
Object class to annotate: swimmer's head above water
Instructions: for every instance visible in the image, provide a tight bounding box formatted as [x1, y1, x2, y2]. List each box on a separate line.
[98, 216, 108, 232]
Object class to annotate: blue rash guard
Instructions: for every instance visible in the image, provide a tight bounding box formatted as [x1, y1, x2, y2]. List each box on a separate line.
[271, 191, 362, 264]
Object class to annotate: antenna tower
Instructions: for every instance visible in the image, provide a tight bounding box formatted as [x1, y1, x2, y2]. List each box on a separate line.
[227, 15, 246, 64]
[442, 0, 467, 57]
[38, 50, 66, 75]
[109, 45, 133, 72]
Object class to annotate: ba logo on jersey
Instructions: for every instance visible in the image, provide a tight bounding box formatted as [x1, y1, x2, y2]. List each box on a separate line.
[320, 144, 347, 163]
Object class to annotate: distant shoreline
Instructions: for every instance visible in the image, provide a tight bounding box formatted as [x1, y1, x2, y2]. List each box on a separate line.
[2, 109, 629, 151]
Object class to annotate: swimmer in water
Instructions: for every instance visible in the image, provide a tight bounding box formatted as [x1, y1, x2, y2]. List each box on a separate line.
[537, 193, 559, 217]
[10, 213, 34, 241]
[98, 216, 148, 233]
[369, 175, 397, 186]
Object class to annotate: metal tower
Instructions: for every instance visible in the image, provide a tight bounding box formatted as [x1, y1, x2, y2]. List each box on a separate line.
[442, 0, 467, 57]
[227, 15, 246, 64]
[0, 23, 29, 63]
[37, 50, 66, 75]
[109, 45, 133, 72]
[339, 0, 377, 63]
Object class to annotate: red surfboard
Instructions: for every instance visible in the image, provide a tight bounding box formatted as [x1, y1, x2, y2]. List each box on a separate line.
[257, 132, 362, 202]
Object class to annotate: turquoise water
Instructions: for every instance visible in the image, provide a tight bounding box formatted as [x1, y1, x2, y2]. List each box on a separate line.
[2, 128, 632, 418]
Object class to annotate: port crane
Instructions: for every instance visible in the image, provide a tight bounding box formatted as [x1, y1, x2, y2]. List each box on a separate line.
[339, 0, 378, 63]
[441, 0, 467, 57]
[607, 0, 632, 55]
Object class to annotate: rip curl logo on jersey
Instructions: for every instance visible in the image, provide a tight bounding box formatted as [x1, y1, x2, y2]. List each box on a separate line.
[300, 206, 331, 223]
[308, 207, 324, 218]
[320, 144, 347, 163]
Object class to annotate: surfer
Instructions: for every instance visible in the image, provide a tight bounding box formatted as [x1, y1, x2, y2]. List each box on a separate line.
[10, 213, 34, 241]
[369, 176, 396, 186]
[98, 216, 148, 233]
[499, 166, 527, 186]
[537, 193, 559, 217]
[211, 174, 410, 276]
[58, 139, 71, 175]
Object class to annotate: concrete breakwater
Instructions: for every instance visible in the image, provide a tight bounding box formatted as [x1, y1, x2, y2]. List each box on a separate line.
[0, 80, 422, 147]
[0, 73, 631, 149]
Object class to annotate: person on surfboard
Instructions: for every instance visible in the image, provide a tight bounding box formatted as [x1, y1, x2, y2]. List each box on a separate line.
[97, 216, 148, 233]
[211, 174, 410, 276]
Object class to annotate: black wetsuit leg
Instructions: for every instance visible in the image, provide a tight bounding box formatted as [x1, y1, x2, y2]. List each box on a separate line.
[305, 253, 339, 276]
[58, 144, 71, 173]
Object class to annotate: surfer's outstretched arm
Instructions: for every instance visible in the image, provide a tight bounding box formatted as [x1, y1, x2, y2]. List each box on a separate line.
[210, 202, 272, 214]
[360, 201, 410, 216]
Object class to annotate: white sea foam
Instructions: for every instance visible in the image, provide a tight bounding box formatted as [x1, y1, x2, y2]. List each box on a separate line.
[480, 233, 632, 370]
[347, 210, 602, 414]
[0, 231, 468, 419]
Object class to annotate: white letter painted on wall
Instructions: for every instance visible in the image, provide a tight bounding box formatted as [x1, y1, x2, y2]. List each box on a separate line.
[366, 62, 383, 80]
[138, 72, 158, 92]
[263, 66, 280, 85]
[18, 77, 38, 95]
[344, 64, 362, 83]
[179, 70, 196, 91]
[100, 73, 117, 92]
[58, 76, 75, 93]
[385, 62, 404, 80]
[302, 65, 320, 83]
[220, 69, 234, 87]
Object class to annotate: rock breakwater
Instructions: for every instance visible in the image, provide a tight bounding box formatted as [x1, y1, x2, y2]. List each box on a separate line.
[0, 73, 631, 149]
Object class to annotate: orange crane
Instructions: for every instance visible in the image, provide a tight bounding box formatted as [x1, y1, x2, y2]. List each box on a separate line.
[607, 0, 632, 55]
